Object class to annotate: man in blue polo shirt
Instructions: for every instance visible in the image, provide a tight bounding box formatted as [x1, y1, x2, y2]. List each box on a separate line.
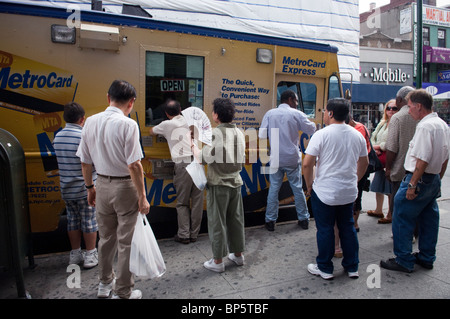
[54, 102, 98, 269]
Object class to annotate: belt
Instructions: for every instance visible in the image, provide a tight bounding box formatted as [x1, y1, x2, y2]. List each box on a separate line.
[98, 173, 131, 180]
[405, 171, 435, 177]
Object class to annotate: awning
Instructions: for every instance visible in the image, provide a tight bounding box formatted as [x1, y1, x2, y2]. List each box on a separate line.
[433, 91, 450, 99]
[423, 46, 450, 64]
[422, 82, 450, 100]
[342, 83, 402, 104]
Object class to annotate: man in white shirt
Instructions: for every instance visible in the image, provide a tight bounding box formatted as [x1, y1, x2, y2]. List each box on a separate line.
[303, 98, 368, 280]
[259, 90, 316, 231]
[77, 80, 149, 299]
[149, 100, 203, 244]
[381, 89, 449, 273]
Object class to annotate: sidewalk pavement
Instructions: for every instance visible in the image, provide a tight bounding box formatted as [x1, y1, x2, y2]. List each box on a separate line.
[1, 172, 450, 300]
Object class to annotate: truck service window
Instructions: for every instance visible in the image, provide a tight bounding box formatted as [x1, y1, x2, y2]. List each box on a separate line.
[277, 81, 317, 118]
[145, 52, 204, 126]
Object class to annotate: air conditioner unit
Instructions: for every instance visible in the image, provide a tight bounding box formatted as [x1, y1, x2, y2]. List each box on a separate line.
[78, 24, 120, 51]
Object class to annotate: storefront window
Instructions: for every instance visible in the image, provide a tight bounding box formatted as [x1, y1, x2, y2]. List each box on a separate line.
[352, 103, 382, 132]
[438, 29, 446, 48]
[423, 27, 430, 46]
[145, 52, 204, 126]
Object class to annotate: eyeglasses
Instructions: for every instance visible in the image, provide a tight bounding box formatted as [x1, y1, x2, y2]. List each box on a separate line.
[386, 106, 398, 111]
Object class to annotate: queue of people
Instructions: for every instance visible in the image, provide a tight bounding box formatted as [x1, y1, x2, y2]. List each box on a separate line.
[53, 82, 449, 298]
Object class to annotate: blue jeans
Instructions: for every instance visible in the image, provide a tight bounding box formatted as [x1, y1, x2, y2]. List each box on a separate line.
[311, 190, 359, 274]
[265, 164, 309, 222]
[393, 173, 441, 270]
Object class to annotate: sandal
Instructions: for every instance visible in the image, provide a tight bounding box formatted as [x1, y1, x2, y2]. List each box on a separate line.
[367, 210, 384, 218]
[378, 217, 392, 224]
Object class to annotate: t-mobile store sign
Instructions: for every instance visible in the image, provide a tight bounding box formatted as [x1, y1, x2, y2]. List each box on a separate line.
[360, 64, 413, 85]
[371, 67, 410, 84]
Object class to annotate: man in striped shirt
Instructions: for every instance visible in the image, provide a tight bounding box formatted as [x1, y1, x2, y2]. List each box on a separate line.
[54, 102, 98, 269]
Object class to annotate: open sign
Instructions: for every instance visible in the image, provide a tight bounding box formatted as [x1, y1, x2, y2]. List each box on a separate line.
[160, 79, 185, 92]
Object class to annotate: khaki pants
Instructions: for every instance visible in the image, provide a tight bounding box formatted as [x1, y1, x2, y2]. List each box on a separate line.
[96, 176, 139, 298]
[173, 163, 204, 240]
[207, 185, 245, 259]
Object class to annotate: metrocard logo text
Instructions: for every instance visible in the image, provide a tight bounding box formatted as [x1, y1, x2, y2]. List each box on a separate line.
[0, 66, 74, 89]
[282, 56, 326, 76]
[0, 51, 77, 107]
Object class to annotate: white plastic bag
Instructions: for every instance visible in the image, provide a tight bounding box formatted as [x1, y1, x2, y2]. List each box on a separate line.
[186, 161, 207, 190]
[130, 213, 166, 278]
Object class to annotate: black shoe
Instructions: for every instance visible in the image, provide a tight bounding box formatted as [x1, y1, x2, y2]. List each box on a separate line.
[380, 258, 413, 273]
[174, 235, 190, 244]
[265, 221, 275, 231]
[413, 253, 433, 269]
[298, 219, 309, 229]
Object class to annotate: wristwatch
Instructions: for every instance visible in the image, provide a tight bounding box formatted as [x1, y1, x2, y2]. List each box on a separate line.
[407, 183, 416, 189]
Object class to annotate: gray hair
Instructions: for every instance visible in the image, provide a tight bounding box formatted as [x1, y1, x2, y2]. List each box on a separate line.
[396, 86, 414, 100]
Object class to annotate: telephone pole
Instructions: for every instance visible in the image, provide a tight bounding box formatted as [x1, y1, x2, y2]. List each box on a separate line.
[417, 0, 423, 89]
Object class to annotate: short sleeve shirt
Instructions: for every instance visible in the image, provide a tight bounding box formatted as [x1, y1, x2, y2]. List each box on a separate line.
[404, 112, 450, 174]
[54, 123, 97, 200]
[305, 123, 368, 206]
[77, 106, 143, 176]
[201, 123, 245, 188]
[152, 115, 193, 163]
[385, 106, 418, 181]
[259, 104, 316, 168]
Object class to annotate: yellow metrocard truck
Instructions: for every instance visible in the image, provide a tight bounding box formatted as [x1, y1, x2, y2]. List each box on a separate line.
[0, 1, 343, 253]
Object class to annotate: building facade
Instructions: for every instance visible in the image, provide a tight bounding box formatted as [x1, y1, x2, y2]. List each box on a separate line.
[358, 0, 449, 129]
[421, 4, 450, 124]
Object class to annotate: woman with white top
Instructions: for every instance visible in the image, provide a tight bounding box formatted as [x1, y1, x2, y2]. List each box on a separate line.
[367, 99, 398, 223]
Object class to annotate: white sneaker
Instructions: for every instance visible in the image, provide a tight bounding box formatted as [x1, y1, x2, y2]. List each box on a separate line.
[69, 249, 84, 265]
[112, 289, 142, 299]
[228, 253, 245, 266]
[347, 271, 359, 279]
[97, 279, 115, 298]
[203, 259, 225, 273]
[83, 249, 98, 269]
[307, 263, 334, 280]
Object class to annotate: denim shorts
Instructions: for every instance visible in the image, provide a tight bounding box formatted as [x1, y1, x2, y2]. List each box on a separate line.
[65, 199, 98, 233]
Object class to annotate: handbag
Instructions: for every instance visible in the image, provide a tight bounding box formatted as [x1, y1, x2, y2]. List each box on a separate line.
[378, 151, 386, 167]
[364, 127, 383, 174]
[130, 213, 166, 278]
[367, 142, 383, 174]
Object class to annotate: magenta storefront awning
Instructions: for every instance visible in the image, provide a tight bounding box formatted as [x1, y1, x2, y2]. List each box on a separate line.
[423, 46, 450, 64]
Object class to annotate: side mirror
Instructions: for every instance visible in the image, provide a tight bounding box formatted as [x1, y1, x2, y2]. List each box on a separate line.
[345, 89, 352, 100]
